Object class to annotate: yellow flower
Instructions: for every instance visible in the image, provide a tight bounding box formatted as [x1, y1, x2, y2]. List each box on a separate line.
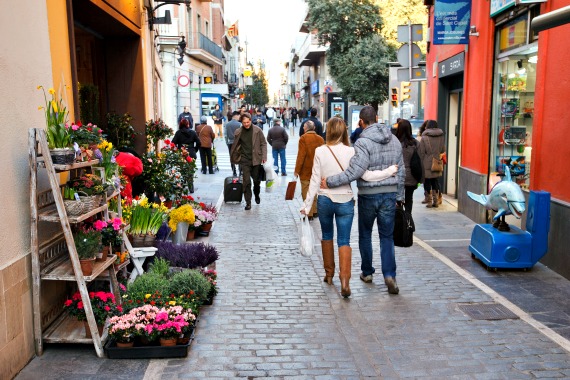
[168, 204, 195, 231]
[37, 85, 42, 90]
[169, 301, 176, 306]
[145, 294, 151, 299]
[48, 88, 55, 95]
[51, 100, 58, 113]
[38, 106, 43, 110]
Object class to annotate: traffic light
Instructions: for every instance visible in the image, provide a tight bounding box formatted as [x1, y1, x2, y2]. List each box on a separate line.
[390, 87, 399, 108]
[176, 36, 186, 65]
[203, 76, 213, 84]
[400, 81, 411, 101]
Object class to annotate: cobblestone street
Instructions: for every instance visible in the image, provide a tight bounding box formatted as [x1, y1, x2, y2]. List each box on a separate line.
[17, 132, 570, 379]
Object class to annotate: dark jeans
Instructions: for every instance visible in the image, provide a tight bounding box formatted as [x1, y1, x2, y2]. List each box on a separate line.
[199, 147, 213, 173]
[227, 144, 237, 174]
[424, 178, 440, 193]
[404, 185, 417, 213]
[241, 163, 261, 205]
[358, 192, 397, 278]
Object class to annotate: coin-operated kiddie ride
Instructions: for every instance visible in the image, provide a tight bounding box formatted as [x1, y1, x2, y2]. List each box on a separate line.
[467, 168, 551, 270]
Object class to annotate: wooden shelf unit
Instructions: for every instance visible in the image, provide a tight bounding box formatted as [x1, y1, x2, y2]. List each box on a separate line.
[29, 128, 122, 358]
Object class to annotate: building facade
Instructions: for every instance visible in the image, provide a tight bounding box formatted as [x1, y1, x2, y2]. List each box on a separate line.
[425, 0, 570, 279]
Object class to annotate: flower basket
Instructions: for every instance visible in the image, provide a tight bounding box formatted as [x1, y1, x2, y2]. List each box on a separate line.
[64, 199, 85, 216]
[130, 234, 155, 247]
[50, 148, 76, 165]
[79, 194, 103, 212]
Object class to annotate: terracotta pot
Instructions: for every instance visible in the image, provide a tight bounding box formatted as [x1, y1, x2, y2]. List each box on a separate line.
[96, 246, 110, 262]
[201, 222, 213, 233]
[84, 321, 104, 339]
[79, 258, 95, 276]
[186, 229, 196, 241]
[116, 341, 135, 348]
[159, 337, 178, 346]
[177, 333, 190, 345]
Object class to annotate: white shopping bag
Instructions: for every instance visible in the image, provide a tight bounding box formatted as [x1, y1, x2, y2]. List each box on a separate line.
[263, 161, 277, 182]
[299, 217, 315, 257]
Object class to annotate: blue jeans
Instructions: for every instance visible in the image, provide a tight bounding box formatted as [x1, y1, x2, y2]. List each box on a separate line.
[358, 192, 397, 278]
[272, 148, 286, 174]
[317, 196, 354, 248]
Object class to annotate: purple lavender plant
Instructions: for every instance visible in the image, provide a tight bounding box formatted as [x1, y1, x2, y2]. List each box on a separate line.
[154, 241, 219, 268]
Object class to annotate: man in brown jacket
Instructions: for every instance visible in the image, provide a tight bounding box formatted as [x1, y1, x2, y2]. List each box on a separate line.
[195, 116, 216, 174]
[230, 113, 267, 210]
[294, 120, 325, 219]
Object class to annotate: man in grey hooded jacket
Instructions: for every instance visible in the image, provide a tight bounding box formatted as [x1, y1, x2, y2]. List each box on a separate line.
[323, 106, 405, 294]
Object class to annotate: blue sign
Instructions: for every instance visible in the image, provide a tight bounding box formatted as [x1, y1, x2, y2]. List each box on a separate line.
[311, 80, 319, 95]
[433, 0, 471, 45]
[490, 0, 515, 17]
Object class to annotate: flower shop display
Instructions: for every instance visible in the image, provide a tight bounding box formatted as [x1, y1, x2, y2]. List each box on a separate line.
[105, 112, 137, 150]
[124, 195, 168, 247]
[96, 140, 119, 184]
[69, 121, 104, 162]
[146, 118, 174, 148]
[67, 174, 107, 213]
[38, 85, 74, 164]
[201, 268, 218, 304]
[168, 269, 211, 306]
[154, 241, 219, 269]
[94, 218, 123, 261]
[73, 228, 102, 276]
[63, 291, 122, 338]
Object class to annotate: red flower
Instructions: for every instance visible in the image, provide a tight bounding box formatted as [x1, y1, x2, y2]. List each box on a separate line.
[150, 301, 156, 305]
[164, 139, 171, 145]
[77, 301, 84, 309]
[89, 292, 95, 299]
[186, 156, 193, 163]
[64, 300, 73, 307]
[104, 305, 111, 312]
[76, 120, 83, 127]
[117, 306, 123, 312]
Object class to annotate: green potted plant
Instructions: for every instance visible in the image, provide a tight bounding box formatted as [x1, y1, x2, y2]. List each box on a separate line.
[69, 174, 107, 213]
[73, 228, 102, 276]
[38, 85, 74, 164]
[64, 290, 121, 338]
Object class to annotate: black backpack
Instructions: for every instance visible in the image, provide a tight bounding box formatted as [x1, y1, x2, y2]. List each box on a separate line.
[410, 143, 423, 184]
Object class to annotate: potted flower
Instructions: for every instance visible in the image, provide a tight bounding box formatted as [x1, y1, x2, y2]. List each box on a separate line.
[125, 195, 168, 247]
[69, 174, 107, 212]
[152, 306, 195, 346]
[73, 228, 102, 276]
[154, 241, 219, 269]
[201, 268, 218, 303]
[145, 118, 173, 148]
[38, 85, 74, 164]
[168, 204, 196, 244]
[69, 121, 104, 162]
[107, 313, 137, 347]
[63, 291, 121, 338]
[96, 140, 119, 185]
[93, 218, 123, 261]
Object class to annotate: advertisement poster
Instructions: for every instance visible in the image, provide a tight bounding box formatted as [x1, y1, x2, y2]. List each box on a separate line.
[433, 0, 471, 45]
[496, 156, 526, 176]
[331, 102, 345, 118]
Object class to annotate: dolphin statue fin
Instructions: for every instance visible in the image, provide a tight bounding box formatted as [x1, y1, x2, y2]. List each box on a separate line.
[467, 191, 488, 206]
[504, 165, 512, 182]
[494, 208, 508, 220]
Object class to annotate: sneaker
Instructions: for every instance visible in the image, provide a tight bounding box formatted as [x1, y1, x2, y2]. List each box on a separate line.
[245, 204, 251, 210]
[360, 273, 373, 283]
[384, 277, 399, 294]
[255, 195, 260, 204]
[282, 173, 287, 176]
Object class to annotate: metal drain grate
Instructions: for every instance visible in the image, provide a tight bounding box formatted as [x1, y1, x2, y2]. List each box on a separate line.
[458, 303, 519, 320]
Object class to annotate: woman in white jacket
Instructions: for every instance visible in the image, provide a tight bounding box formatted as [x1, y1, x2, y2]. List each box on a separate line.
[301, 117, 397, 298]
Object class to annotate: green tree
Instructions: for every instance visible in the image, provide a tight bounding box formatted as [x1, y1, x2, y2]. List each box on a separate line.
[375, 0, 428, 53]
[306, 0, 395, 110]
[245, 64, 269, 107]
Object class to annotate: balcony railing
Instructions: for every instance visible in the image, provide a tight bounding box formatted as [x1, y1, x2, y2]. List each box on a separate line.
[198, 33, 223, 60]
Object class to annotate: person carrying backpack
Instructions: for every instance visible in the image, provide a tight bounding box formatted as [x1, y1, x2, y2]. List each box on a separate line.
[396, 119, 422, 214]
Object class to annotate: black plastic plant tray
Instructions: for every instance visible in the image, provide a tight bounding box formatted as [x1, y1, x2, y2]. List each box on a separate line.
[105, 330, 194, 359]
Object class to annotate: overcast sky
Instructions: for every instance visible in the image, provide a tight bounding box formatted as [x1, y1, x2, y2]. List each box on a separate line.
[224, 0, 307, 101]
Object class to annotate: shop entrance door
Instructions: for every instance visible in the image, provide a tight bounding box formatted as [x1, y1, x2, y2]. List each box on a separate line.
[446, 91, 462, 198]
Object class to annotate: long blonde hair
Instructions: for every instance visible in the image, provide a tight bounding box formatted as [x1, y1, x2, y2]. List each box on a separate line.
[325, 117, 349, 146]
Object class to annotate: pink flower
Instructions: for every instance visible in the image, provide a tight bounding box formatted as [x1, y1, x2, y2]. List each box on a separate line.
[77, 301, 84, 309]
[104, 305, 111, 312]
[64, 300, 73, 307]
[72, 124, 80, 131]
[93, 220, 106, 231]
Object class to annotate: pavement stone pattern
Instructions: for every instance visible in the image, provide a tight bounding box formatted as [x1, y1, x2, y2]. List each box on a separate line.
[15, 129, 570, 379]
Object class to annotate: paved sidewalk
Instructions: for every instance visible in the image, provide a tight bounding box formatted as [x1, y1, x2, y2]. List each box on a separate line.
[16, 133, 570, 379]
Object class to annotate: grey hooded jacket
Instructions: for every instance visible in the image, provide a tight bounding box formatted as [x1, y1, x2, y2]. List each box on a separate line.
[326, 123, 405, 201]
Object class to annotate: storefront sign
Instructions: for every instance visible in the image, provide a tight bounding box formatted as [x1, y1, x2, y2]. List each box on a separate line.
[433, 0, 471, 45]
[499, 14, 528, 53]
[311, 80, 319, 95]
[491, 0, 516, 17]
[439, 52, 465, 78]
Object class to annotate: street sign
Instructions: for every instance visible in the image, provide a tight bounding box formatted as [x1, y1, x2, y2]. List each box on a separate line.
[397, 24, 423, 43]
[177, 75, 190, 87]
[397, 67, 426, 81]
[397, 43, 422, 68]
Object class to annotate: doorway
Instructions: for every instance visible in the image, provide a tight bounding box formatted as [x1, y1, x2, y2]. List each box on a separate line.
[446, 91, 462, 197]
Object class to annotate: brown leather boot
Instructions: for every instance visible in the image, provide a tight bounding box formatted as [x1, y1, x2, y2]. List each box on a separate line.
[421, 191, 431, 204]
[321, 240, 335, 284]
[432, 191, 439, 208]
[437, 192, 443, 205]
[339, 246, 352, 298]
[426, 191, 435, 208]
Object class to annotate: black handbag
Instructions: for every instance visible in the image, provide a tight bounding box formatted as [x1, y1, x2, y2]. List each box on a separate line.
[393, 204, 415, 248]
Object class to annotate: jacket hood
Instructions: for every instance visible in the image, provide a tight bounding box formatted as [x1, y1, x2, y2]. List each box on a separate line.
[360, 123, 393, 145]
[180, 128, 194, 137]
[423, 128, 444, 137]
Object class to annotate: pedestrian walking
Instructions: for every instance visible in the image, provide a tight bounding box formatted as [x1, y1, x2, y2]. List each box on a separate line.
[418, 120, 445, 208]
[416, 121, 431, 206]
[302, 117, 398, 298]
[294, 120, 324, 220]
[230, 112, 268, 210]
[283, 107, 291, 130]
[265, 106, 275, 127]
[225, 111, 242, 177]
[396, 119, 421, 213]
[291, 107, 298, 128]
[195, 116, 216, 174]
[252, 108, 266, 131]
[210, 103, 224, 139]
[267, 118, 289, 176]
[323, 106, 405, 295]
[172, 119, 200, 160]
[299, 108, 324, 138]
[177, 106, 194, 129]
